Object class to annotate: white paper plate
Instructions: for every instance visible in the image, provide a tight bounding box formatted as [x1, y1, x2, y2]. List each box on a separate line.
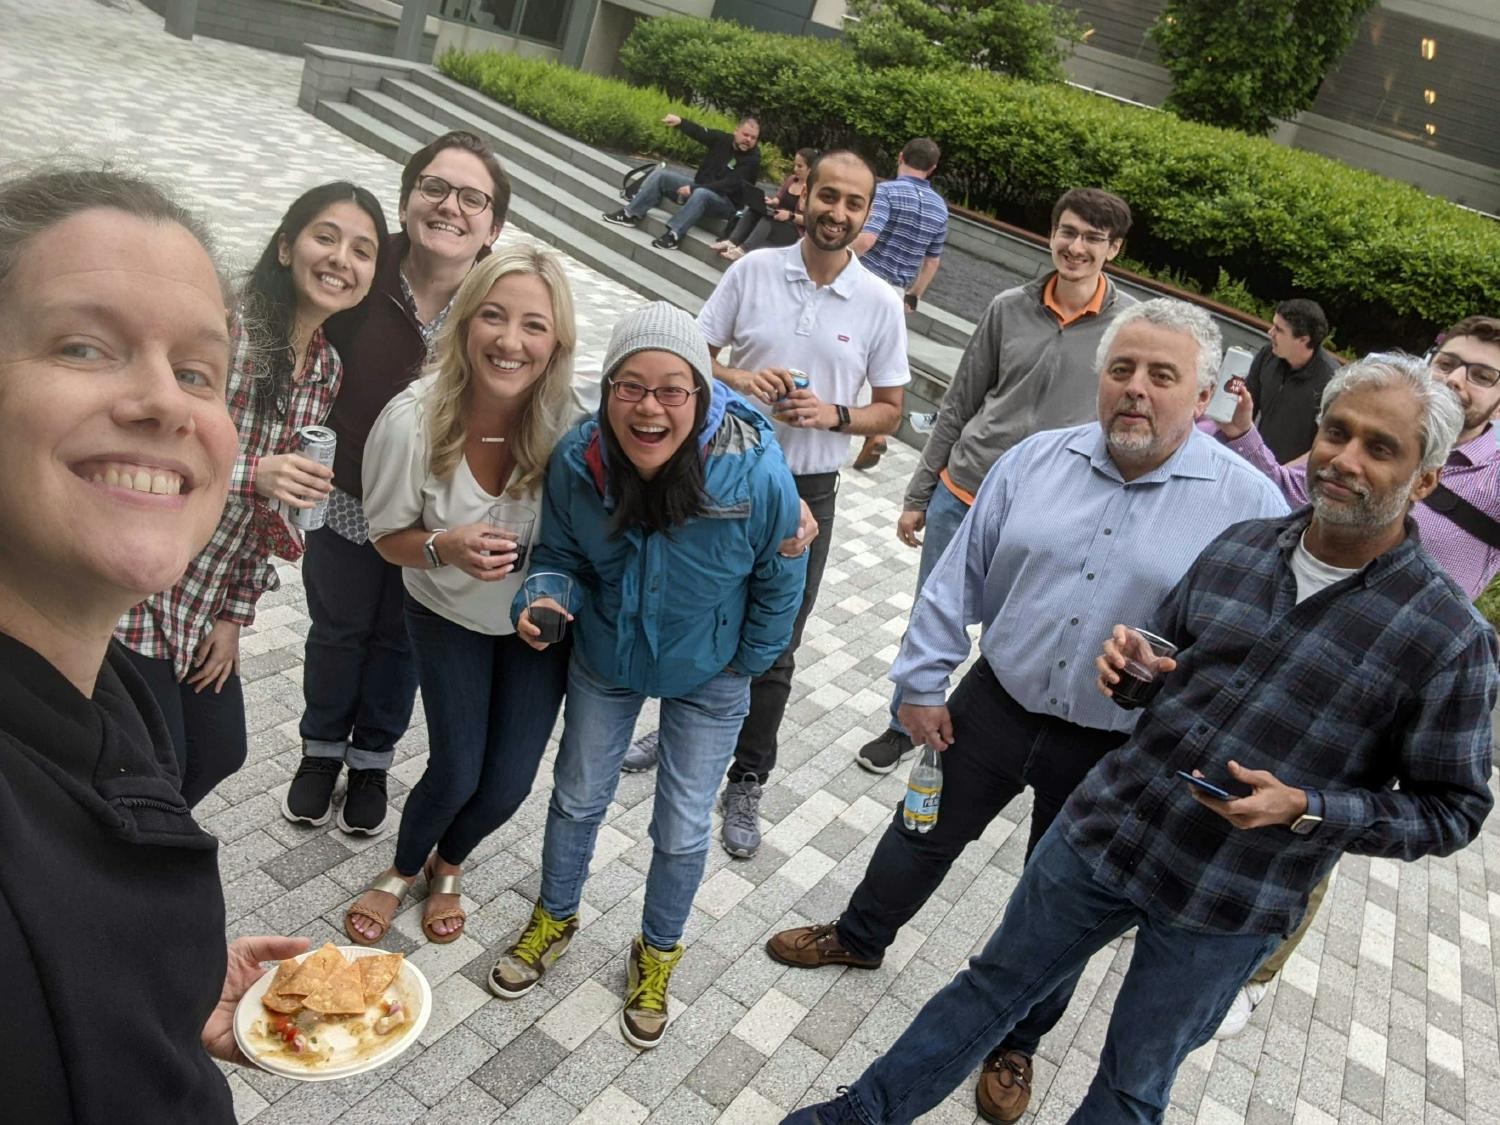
[233, 946, 431, 1082]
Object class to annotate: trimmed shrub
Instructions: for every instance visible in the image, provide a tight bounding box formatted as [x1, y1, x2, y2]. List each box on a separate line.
[612, 17, 1500, 352]
[436, 49, 788, 180]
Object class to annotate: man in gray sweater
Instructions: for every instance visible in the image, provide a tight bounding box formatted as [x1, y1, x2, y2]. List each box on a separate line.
[858, 187, 1138, 772]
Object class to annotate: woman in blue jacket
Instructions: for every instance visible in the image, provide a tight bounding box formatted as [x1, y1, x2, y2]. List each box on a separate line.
[490, 302, 805, 1048]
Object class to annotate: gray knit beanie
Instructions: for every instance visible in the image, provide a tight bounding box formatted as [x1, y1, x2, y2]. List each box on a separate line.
[602, 301, 712, 392]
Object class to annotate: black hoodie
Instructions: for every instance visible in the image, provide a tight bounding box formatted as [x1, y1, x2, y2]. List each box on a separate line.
[0, 633, 233, 1123]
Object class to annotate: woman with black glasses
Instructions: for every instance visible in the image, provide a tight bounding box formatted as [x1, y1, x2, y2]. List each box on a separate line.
[283, 131, 512, 837]
[486, 303, 805, 1050]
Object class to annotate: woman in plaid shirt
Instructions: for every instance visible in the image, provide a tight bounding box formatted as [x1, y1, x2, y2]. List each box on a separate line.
[116, 181, 388, 805]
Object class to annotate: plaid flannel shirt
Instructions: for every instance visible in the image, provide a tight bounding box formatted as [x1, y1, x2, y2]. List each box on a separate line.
[116, 325, 343, 678]
[1062, 508, 1498, 936]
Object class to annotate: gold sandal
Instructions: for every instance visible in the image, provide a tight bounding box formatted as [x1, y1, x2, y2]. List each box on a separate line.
[343, 872, 410, 946]
[422, 858, 467, 945]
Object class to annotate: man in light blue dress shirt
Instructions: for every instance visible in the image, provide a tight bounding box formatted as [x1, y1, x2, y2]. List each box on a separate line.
[766, 298, 1288, 1123]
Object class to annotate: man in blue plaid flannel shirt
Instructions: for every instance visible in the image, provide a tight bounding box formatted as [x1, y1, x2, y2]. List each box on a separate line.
[789, 353, 1498, 1124]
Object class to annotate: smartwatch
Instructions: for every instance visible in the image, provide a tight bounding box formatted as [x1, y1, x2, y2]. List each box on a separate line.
[830, 404, 852, 432]
[423, 529, 448, 569]
[1289, 789, 1323, 836]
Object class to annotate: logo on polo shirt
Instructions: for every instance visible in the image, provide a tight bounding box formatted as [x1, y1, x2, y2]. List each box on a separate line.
[838, 334, 850, 343]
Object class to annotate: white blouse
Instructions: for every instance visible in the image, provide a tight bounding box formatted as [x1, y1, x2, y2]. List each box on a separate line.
[362, 375, 541, 636]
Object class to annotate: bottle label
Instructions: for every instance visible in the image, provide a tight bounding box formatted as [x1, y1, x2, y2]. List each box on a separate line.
[904, 783, 941, 822]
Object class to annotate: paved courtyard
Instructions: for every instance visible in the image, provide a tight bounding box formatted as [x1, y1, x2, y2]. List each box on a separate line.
[4, 2, 1500, 1122]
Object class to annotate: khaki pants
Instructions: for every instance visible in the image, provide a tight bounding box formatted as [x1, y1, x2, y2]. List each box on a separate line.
[1251, 871, 1332, 984]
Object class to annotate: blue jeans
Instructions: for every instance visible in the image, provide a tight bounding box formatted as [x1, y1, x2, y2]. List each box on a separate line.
[299, 526, 417, 770]
[393, 597, 569, 875]
[540, 654, 750, 949]
[888, 477, 971, 733]
[624, 166, 735, 237]
[835, 826, 1280, 1124]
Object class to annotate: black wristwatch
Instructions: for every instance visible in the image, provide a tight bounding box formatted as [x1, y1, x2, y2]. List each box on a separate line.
[830, 404, 852, 432]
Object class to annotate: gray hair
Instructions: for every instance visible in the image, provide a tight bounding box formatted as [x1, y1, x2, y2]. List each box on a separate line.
[1094, 297, 1223, 391]
[0, 165, 227, 302]
[1318, 352, 1463, 472]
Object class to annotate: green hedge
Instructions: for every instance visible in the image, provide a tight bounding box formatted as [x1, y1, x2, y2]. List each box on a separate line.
[615, 17, 1500, 351]
[436, 49, 787, 180]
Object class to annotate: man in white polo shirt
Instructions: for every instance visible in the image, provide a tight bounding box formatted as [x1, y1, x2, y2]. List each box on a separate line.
[684, 149, 910, 857]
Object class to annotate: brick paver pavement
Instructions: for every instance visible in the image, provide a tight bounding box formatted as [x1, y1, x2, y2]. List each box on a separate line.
[3, 2, 1498, 1121]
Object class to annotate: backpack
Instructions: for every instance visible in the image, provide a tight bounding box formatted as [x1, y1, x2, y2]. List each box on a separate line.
[621, 161, 662, 202]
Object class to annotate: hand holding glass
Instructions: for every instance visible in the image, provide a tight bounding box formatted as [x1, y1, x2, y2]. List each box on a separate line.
[485, 501, 535, 568]
[1102, 627, 1178, 710]
[523, 572, 574, 644]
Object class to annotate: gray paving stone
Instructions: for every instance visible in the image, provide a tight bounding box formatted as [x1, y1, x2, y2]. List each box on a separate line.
[467, 1026, 568, 1108]
[262, 832, 356, 890]
[683, 1033, 769, 1108]
[393, 1025, 493, 1107]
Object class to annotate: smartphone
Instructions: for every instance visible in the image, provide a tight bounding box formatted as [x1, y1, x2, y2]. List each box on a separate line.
[1175, 770, 1251, 801]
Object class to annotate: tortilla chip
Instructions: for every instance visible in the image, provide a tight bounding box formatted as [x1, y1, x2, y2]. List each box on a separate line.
[302, 957, 367, 1016]
[357, 953, 404, 1005]
[283, 942, 344, 997]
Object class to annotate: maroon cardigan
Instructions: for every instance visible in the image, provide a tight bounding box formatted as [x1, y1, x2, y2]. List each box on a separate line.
[322, 232, 489, 498]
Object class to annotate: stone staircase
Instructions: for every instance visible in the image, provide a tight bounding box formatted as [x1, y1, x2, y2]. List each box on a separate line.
[300, 46, 970, 429]
[298, 45, 1272, 438]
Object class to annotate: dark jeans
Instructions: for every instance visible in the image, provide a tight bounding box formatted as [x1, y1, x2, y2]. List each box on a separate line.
[836, 658, 1127, 1055]
[729, 470, 838, 784]
[118, 646, 247, 807]
[727, 209, 799, 251]
[837, 826, 1280, 1125]
[299, 526, 418, 770]
[393, 597, 569, 875]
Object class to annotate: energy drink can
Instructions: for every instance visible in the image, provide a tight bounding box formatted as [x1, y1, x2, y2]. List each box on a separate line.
[290, 425, 336, 531]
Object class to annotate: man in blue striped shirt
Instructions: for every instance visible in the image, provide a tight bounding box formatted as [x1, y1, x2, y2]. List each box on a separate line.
[850, 138, 947, 469]
[789, 354, 1497, 1125]
[767, 298, 1286, 1122]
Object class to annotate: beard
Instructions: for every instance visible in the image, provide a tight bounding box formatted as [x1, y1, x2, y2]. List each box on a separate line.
[807, 214, 857, 252]
[1105, 400, 1158, 455]
[1310, 467, 1415, 529]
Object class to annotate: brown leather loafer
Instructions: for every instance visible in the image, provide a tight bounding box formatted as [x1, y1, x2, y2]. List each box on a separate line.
[976, 1047, 1033, 1123]
[852, 437, 887, 471]
[765, 923, 883, 970]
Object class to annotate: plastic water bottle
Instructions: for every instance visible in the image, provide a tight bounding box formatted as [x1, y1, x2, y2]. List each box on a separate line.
[903, 744, 943, 832]
[909, 411, 938, 435]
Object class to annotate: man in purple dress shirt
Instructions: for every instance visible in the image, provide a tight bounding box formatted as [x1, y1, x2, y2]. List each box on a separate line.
[1209, 313, 1500, 1037]
[1219, 315, 1500, 599]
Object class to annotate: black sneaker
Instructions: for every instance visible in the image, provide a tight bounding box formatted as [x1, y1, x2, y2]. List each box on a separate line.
[855, 728, 915, 774]
[651, 231, 681, 250]
[337, 768, 389, 835]
[282, 756, 342, 825]
[603, 209, 641, 227]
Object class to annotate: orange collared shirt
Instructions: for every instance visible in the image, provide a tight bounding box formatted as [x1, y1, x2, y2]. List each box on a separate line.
[1043, 273, 1107, 327]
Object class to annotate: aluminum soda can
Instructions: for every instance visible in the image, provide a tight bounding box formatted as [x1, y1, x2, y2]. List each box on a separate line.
[290, 425, 336, 531]
[778, 369, 811, 402]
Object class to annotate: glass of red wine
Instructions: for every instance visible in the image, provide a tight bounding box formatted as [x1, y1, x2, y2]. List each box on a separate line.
[1109, 627, 1178, 710]
[523, 571, 574, 644]
[485, 500, 535, 568]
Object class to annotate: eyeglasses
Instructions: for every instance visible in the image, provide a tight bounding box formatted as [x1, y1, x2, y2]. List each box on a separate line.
[609, 378, 700, 408]
[1052, 225, 1114, 247]
[414, 174, 493, 217]
[1431, 350, 1500, 389]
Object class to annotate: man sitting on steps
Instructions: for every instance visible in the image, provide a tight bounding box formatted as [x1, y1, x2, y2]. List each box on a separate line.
[603, 113, 762, 252]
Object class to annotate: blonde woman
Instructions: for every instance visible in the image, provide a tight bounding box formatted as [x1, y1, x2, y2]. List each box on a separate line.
[343, 244, 578, 946]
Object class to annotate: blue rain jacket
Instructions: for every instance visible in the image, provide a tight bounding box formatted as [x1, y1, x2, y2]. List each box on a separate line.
[514, 383, 806, 699]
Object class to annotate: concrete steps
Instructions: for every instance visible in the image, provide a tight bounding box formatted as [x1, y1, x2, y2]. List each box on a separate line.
[310, 61, 967, 421]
